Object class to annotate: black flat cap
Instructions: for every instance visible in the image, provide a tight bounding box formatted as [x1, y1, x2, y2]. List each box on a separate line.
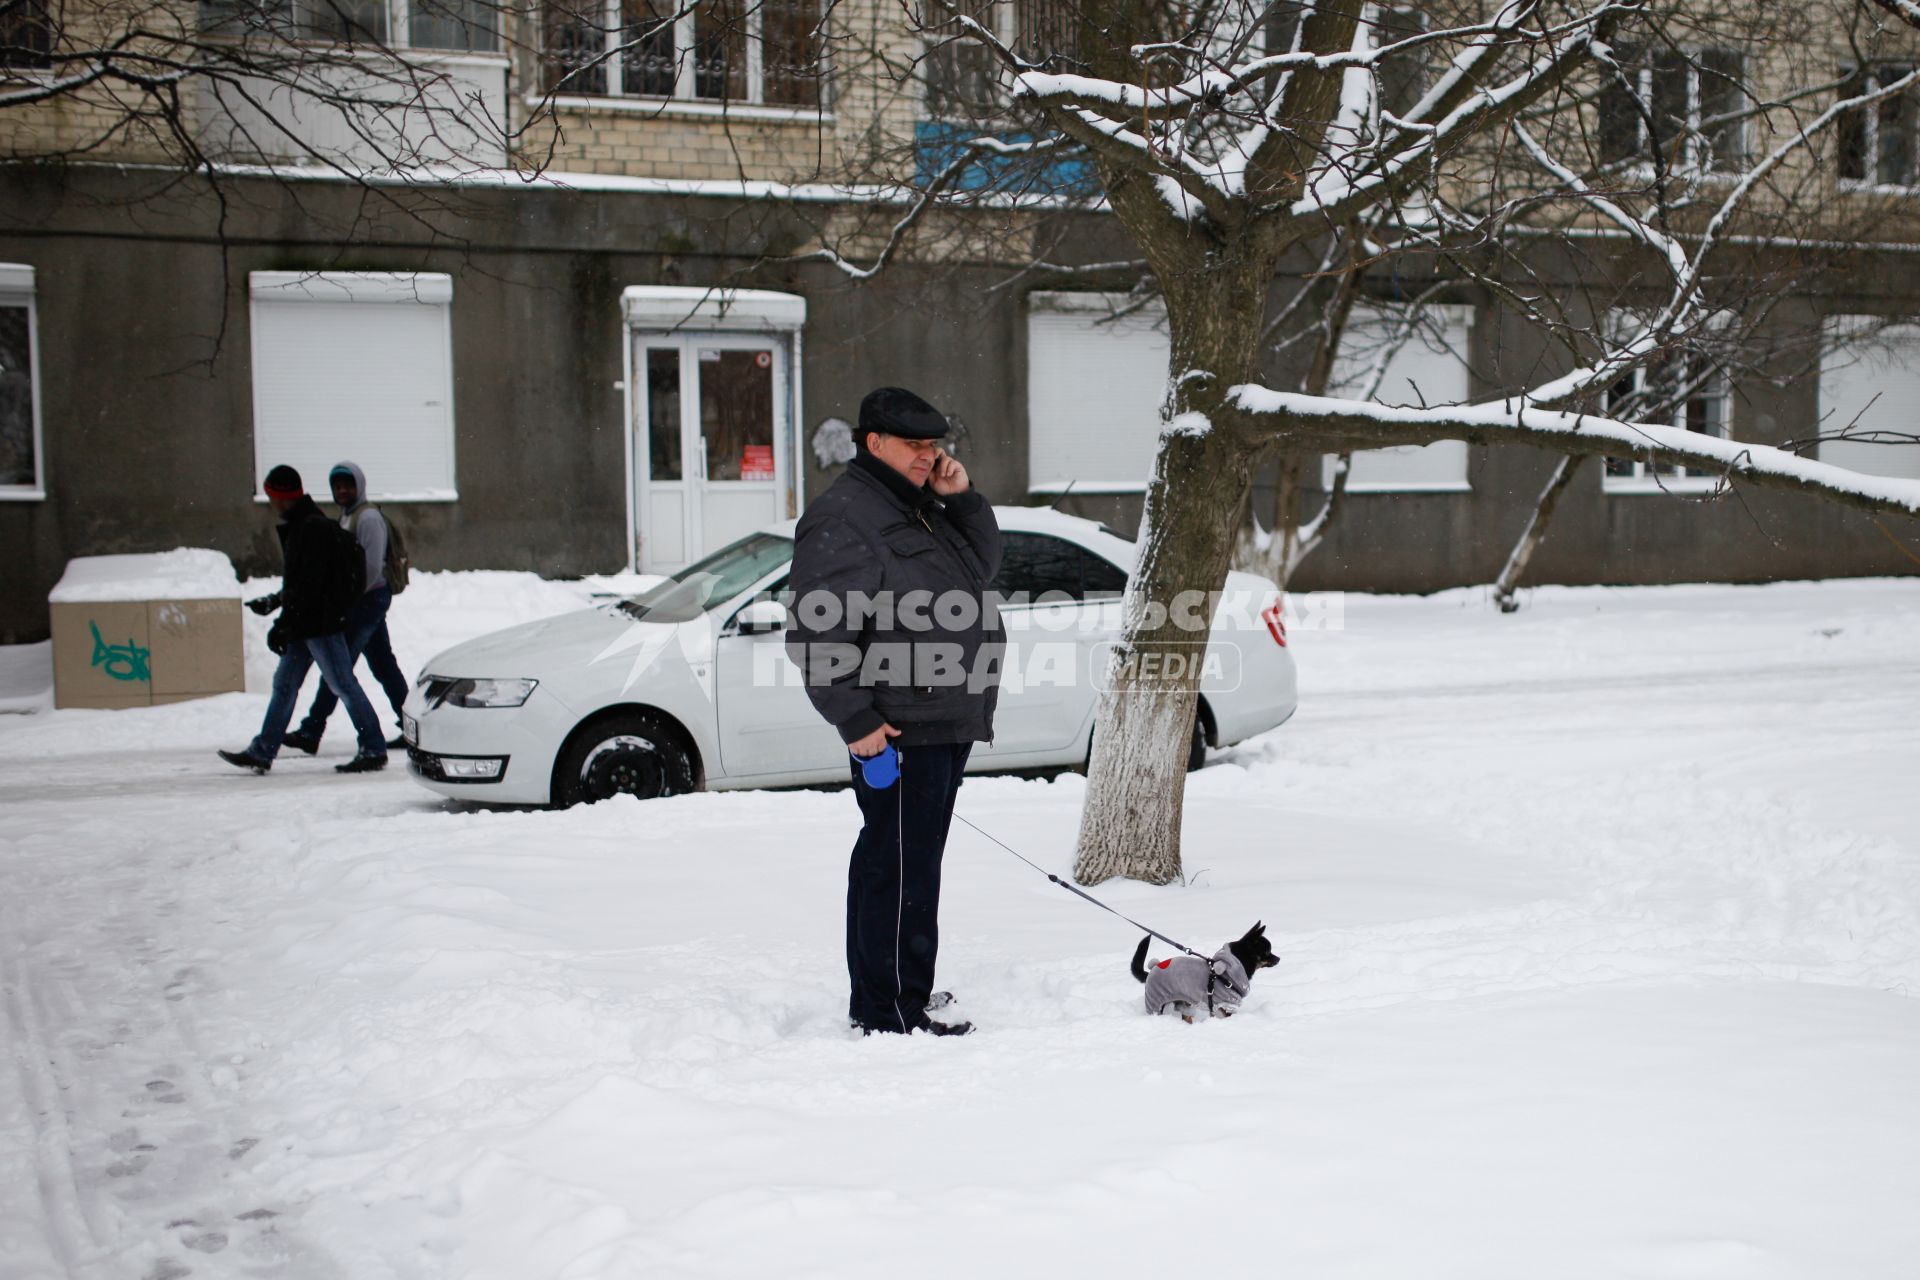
[859, 387, 950, 441]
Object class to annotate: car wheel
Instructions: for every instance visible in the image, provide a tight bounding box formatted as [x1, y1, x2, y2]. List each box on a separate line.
[1186, 708, 1208, 772]
[552, 711, 697, 808]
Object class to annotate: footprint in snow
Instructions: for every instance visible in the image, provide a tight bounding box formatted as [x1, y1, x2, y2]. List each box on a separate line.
[142, 1261, 191, 1280]
[228, 1137, 258, 1160]
[183, 1231, 228, 1254]
[106, 1153, 151, 1177]
[145, 1079, 185, 1104]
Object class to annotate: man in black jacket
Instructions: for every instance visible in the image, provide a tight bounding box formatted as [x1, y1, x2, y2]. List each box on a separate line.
[219, 465, 389, 774]
[786, 387, 1003, 1036]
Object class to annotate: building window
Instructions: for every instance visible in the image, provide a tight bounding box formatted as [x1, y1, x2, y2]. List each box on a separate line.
[198, 0, 499, 51]
[541, 0, 824, 106]
[1838, 66, 1916, 187]
[0, 265, 43, 498]
[1369, 5, 1427, 122]
[1601, 347, 1731, 489]
[0, 0, 52, 70]
[1817, 318, 1920, 481]
[1026, 293, 1170, 494]
[248, 272, 458, 501]
[409, 0, 500, 51]
[1323, 303, 1473, 492]
[918, 0, 1092, 192]
[1599, 46, 1746, 173]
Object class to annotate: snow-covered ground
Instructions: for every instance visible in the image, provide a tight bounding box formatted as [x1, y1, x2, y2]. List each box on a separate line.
[2, 574, 1917, 1280]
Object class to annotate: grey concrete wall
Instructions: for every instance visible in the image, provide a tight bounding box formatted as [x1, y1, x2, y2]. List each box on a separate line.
[2, 165, 1914, 642]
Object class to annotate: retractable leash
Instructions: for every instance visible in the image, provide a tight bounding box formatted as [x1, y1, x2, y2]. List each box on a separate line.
[851, 743, 1208, 961]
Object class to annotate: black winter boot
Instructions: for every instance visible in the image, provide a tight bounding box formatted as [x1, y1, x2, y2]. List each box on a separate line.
[217, 748, 272, 773]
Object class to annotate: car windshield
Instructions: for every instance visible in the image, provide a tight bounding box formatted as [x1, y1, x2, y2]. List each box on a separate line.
[617, 533, 793, 622]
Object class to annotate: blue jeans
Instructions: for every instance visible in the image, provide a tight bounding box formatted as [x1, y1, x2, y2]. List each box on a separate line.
[250, 630, 387, 761]
[297, 586, 408, 739]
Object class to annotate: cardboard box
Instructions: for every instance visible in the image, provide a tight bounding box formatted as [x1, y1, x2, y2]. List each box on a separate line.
[51, 601, 155, 710]
[149, 599, 244, 698]
[50, 552, 245, 710]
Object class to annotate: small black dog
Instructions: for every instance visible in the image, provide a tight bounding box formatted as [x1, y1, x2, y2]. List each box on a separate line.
[1131, 922, 1279, 1021]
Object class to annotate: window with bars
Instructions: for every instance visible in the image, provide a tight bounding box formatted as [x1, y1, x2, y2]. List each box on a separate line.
[1838, 65, 1917, 187]
[917, 0, 1092, 193]
[1598, 45, 1746, 173]
[541, 0, 824, 106]
[1602, 348, 1732, 487]
[0, 0, 54, 69]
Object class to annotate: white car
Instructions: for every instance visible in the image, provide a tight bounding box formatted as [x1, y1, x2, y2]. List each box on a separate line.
[402, 507, 1297, 807]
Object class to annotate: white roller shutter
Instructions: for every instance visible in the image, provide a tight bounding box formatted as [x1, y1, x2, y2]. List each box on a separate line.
[248, 272, 457, 500]
[1027, 293, 1170, 492]
[1819, 319, 1920, 482]
[1327, 304, 1473, 491]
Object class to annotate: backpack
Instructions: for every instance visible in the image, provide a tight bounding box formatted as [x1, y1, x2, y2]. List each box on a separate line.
[350, 507, 412, 595]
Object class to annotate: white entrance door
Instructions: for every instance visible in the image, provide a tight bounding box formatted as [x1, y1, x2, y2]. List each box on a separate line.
[635, 334, 790, 574]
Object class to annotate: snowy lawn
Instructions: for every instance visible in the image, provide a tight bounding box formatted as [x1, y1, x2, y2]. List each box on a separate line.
[2, 575, 1917, 1279]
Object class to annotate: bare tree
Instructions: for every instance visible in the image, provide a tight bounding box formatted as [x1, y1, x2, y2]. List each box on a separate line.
[807, 0, 1920, 885]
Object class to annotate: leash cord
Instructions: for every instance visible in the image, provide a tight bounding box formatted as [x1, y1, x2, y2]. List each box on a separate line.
[936, 794, 1208, 961]
[860, 748, 1207, 959]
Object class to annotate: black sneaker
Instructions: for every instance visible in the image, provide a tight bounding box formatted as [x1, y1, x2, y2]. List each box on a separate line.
[217, 748, 272, 774]
[334, 753, 388, 774]
[281, 729, 321, 755]
[926, 992, 956, 1012]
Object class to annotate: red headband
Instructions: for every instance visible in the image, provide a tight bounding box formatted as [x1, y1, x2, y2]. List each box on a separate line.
[263, 479, 303, 499]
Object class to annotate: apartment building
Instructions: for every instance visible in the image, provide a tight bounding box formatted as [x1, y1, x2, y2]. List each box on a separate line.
[1, 0, 1916, 639]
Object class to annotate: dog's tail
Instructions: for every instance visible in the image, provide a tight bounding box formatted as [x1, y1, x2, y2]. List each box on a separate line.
[1130, 934, 1152, 983]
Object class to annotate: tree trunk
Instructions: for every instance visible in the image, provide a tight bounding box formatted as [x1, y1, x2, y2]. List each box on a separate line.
[1072, 427, 1253, 884]
[1493, 455, 1583, 613]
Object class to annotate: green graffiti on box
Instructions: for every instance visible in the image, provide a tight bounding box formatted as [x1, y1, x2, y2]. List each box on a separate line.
[89, 620, 151, 683]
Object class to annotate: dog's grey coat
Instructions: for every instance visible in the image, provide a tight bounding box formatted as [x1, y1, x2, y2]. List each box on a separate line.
[1143, 947, 1251, 1018]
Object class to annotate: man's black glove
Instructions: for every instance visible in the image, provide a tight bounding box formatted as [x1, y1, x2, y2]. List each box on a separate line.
[246, 592, 282, 616]
[266, 619, 289, 656]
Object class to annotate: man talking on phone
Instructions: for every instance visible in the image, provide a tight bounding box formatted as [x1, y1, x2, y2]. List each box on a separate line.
[786, 387, 1003, 1036]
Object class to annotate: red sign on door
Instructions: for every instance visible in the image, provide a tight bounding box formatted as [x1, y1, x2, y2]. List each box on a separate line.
[741, 445, 775, 480]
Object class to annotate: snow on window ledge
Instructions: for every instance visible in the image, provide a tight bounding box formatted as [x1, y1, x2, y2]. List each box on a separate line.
[533, 95, 834, 126]
[0, 488, 46, 502]
[1601, 477, 1724, 496]
[1341, 481, 1473, 494]
[1028, 480, 1149, 495]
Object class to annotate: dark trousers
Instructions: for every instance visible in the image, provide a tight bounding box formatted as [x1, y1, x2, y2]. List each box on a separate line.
[298, 586, 408, 737]
[846, 742, 972, 1033]
[249, 632, 387, 761]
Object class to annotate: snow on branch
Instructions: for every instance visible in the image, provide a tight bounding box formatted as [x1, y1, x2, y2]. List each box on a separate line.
[1228, 387, 1920, 519]
[1507, 63, 1920, 413]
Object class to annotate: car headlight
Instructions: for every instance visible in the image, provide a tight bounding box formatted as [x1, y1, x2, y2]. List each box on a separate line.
[441, 677, 538, 709]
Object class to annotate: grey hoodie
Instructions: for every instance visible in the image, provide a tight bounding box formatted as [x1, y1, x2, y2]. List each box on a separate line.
[1143, 947, 1251, 1018]
[331, 460, 388, 593]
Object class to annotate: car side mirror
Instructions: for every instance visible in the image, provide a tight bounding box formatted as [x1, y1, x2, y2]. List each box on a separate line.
[730, 598, 788, 636]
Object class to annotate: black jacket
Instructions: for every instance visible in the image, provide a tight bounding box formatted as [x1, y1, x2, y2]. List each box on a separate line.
[785, 454, 1003, 747]
[276, 494, 357, 640]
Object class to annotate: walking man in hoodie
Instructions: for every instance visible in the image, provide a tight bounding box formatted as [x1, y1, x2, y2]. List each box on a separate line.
[219, 465, 390, 774]
[281, 461, 409, 755]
